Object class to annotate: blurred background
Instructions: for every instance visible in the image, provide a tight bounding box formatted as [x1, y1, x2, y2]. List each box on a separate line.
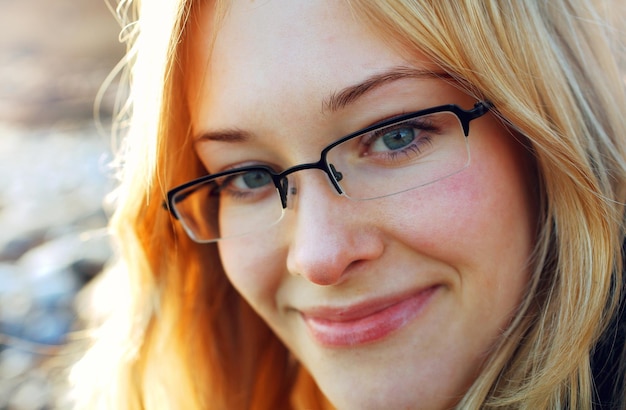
[0, 1, 624, 409]
[0, 0, 124, 408]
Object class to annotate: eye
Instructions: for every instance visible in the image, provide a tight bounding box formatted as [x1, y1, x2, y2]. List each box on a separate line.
[347, 116, 442, 166]
[370, 126, 416, 152]
[364, 118, 437, 158]
[212, 169, 276, 202]
[232, 169, 273, 190]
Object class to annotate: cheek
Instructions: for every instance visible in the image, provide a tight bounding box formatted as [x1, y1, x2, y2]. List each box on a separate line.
[382, 176, 490, 257]
[218, 238, 285, 312]
[384, 141, 536, 295]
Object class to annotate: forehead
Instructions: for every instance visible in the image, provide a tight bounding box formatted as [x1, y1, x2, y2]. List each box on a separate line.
[186, 0, 433, 124]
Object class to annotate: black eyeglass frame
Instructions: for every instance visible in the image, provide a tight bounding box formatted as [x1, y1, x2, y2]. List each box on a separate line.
[165, 101, 493, 219]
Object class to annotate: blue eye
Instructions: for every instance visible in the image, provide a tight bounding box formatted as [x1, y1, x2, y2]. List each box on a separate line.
[237, 170, 273, 189]
[354, 117, 441, 166]
[213, 169, 276, 203]
[372, 127, 416, 152]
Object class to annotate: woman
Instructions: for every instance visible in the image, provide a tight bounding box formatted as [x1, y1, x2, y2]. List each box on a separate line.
[71, 0, 626, 408]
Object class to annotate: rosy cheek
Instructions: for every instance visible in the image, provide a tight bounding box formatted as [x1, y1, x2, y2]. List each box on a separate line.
[383, 173, 484, 255]
[218, 237, 285, 307]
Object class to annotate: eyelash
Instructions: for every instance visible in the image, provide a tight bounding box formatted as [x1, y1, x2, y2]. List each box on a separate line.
[359, 118, 438, 161]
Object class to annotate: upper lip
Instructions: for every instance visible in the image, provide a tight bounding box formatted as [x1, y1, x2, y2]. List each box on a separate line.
[298, 285, 439, 322]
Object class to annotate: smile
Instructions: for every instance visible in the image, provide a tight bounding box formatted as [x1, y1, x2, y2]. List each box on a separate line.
[301, 286, 440, 347]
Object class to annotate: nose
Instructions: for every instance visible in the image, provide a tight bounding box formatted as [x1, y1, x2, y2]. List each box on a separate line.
[285, 172, 384, 286]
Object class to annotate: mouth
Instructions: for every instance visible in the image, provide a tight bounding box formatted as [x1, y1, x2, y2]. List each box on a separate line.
[300, 286, 440, 347]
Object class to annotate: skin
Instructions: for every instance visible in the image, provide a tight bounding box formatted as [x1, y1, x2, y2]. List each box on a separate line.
[187, 1, 537, 409]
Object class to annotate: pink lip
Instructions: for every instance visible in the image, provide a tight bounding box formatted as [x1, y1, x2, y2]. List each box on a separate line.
[301, 286, 439, 347]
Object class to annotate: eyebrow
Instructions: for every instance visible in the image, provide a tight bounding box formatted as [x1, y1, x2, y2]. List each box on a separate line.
[194, 66, 452, 143]
[194, 128, 253, 144]
[323, 66, 453, 113]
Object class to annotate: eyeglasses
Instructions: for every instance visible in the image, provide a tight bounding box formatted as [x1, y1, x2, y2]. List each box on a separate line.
[166, 101, 493, 242]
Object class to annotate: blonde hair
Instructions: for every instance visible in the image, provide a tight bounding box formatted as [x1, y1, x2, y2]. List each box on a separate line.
[71, 0, 626, 408]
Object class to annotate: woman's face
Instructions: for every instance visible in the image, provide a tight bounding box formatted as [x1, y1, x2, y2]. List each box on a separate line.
[188, 1, 537, 408]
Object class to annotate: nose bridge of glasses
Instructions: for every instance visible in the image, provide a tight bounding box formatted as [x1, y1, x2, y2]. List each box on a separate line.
[275, 159, 344, 209]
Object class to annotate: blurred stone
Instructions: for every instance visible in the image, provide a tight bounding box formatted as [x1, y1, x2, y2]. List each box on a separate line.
[0, 348, 33, 380]
[0, 124, 114, 252]
[0, 374, 20, 408]
[0, 121, 115, 408]
[71, 258, 107, 284]
[0, 289, 33, 335]
[0, 230, 111, 346]
[0, 231, 46, 262]
[22, 307, 75, 345]
[0, 0, 125, 126]
[17, 230, 111, 283]
[0, 0, 123, 406]
[7, 371, 50, 410]
[28, 268, 80, 311]
[0, 263, 33, 339]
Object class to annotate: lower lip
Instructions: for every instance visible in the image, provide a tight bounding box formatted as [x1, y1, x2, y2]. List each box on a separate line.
[302, 287, 438, 347]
